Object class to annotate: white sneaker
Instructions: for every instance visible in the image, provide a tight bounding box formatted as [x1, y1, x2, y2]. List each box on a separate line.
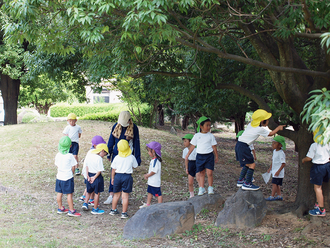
[139, 203, 149, 209]
[198, 187, 206, 196]
[208, 186, 214, 194]
[104, 195, 113, 205]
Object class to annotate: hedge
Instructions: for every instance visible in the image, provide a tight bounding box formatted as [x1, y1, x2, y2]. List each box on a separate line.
[49, 103, 119, 117]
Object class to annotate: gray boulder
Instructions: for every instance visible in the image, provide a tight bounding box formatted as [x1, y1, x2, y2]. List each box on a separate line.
[216, 189, 267, 228]
[123, 201, 194, 240]
[188, 193, 225, 216]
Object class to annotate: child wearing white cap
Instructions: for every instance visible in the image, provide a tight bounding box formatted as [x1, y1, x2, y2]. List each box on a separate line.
[109, 140, 138, 219]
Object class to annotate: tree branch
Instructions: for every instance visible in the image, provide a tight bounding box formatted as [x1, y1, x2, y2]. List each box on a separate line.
[129, 71, 198, 79]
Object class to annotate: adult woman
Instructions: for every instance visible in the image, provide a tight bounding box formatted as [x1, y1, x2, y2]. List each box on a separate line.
[104, 111, 141, 204]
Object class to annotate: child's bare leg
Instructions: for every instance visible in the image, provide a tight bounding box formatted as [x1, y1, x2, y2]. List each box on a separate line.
[146, 193, 153, 205]
[276, 185, 281, 196]
[206, 169, 213, 187]
[83, 188, 87, 197]
[57, 193, 63, 208]
[85, 192, 91, 203]
[198, 170, 206, 188]
[188, 175, 194, 192]
[196, 172, 200, 185]
[121, 192, 129, 213]
[73, 155, 79, 168]
[314, 184, 324, 207]
[247, 163, 256, 169]
[271, 183, 277, 197]
[90, 192, 95, 200]
[67, 193, 74, 211]
[112, 192, 121, 210]
[157, 195, 163, 203]
[93, 193, 100, 208]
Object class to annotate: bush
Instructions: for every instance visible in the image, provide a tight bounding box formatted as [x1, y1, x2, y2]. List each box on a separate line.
[22, 112, 39, 123]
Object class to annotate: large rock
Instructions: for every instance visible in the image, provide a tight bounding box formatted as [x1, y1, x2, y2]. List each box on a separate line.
[123, 201, 194, 240]
[216, 189, 267, 228]
[188, 193, 225, 216]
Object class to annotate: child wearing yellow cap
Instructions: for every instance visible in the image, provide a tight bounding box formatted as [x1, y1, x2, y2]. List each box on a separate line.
[63, 113, 82, 175]
[109, 140, 138, 219]
[55, 136, 81, 217]
[185, 117, 218, 196]
[302, 128, 330, 217]
[81, 143, 108, 214]
[182, 134, 198, 198]
[236, 109, 285, 190]
[265, 135, 286, 201]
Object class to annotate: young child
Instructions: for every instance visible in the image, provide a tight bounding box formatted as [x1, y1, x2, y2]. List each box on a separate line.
[185, 116, 218, 196]
[302, 129, 330, 217]
[80, 135, 107, 205]
[265, 135, 286, 201]
[109, 140, 138, 219]
[55, 136, 81, 217]
[81, 143, 108, 214]
[63, 113, 82, 175]
[139, 141, 163, 208]
[236, 109, 285, 190]
[182, 133, 198, 198]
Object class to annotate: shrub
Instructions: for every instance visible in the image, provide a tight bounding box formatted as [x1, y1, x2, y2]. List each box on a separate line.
[22, 112, 39, 123]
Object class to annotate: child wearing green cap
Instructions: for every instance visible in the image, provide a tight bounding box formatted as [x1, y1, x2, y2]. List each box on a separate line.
[265, 135, 286, 201]
[185, 117, 218, 196]
[55, 136, 81, 217]
[182, 134, 198, 198]
[236, 109, 285, 191]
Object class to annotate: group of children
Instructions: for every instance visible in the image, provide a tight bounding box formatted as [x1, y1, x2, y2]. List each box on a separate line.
[55, 109, 329, 218]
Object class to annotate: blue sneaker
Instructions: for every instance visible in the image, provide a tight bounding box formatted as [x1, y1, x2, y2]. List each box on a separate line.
[198, 187, 206, 196]
[275, 196, 283, 201]
[265, 196, 276, 201]
[57, 207, 69, 214]
[237, 179, 244, 187]
[241, 182, 260, 191]
[91, 208, 105, 215]
[309, 207, 326, 217]
[82, 202, 89, 210]
[109, 209, 119, 215]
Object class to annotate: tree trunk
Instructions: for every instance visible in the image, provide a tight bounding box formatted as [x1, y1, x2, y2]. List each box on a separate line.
[182, 115, 189, 130]
[0, 74, 20, 125]
[234, 112, 246, 135]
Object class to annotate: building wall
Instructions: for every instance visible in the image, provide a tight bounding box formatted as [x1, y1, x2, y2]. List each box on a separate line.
[85, 86, 122, 104]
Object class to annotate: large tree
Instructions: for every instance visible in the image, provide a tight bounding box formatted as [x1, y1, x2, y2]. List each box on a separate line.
[4, 0, 330, 215]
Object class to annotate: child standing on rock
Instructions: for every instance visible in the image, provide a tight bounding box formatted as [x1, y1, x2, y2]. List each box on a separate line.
[265, 135, 286, 201]
[236, 109, 285, 191]
[185, 116, 218, 196]
[140, 141, 163, 208]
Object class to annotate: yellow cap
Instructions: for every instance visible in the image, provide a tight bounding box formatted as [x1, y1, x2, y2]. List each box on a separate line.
[117, 140, 132, 158]
[91, 144, 109, 154]
[67, 113, 77, 120]
[251, 109, 272, 127]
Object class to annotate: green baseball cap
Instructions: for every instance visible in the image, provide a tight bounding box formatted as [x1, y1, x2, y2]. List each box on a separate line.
[182, 134, 194, 140]
[273, 135, 286, 150]
[58, 136, 72, 154]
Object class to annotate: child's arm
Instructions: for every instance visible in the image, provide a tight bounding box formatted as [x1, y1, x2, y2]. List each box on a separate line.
[89, 171, 101, 183]
[79, 133, 81, 138]
[267, 163, 272, 173]
[268, 125, 286, 136]
[144, 171, 155, 180]
[274, 163, 285, 177]
[212, 145, 218, 163]
[185, 145, 195, 163]
[185, 159, 189, 175]
[252, 149, 257, 161]
[86, 166, 89, 181]
[111, 169, 116, 185]
[302, 157, 312, 163]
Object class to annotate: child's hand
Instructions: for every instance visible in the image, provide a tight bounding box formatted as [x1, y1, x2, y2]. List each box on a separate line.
[111, 179, 114, 185]
[215, 157, 219, 163]
[267, 168, 271, 173]
[278, 125, 286, 131]
[254, 156, 257, 161]
[275, 171, 280, 177]
[186, 168, 189, 175]
[144, 173, 148, 180]
[89, 176, 95, 184]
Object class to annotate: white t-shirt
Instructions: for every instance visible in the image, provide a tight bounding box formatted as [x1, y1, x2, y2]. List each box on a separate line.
[271, 149, 286, 178]
[82, 150, 104, 177]
[182, 147, 197, 161]
[111, 154, 138, 174]
[55, 152, 77, 181]
[63, 124, 82, 143]
[238, 124, 270, 145]
[190, 132, 217, 154]
[148, 158, 161, 187]
[306, 143, 330, 164]
[249, 144, 255, 151]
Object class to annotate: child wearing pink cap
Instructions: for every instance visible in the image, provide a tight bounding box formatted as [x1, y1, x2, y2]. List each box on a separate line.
[139, 141, 163, 208]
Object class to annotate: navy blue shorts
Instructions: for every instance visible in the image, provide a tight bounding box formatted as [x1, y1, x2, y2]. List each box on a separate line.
[235, 141, 254, 165]
[271, 177, 283, 186]
[147, 185, 162, 197]
[188, 160, 196, 177]
[113, 173, 133, 193]
[55, 178, 74, 194]
[310, 162, 330, 186]
[196, 152, 214, 173]
[86, 173, 104, 194]
[69, 142, 79, 155]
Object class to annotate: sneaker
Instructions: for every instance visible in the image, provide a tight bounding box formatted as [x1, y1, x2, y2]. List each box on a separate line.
[309, 207, 326, 217]
[104, 195, 113, 205]
[109, 209, 119, 215]
[88, 199, 94, 206]
[79, 195, 85, 202]
[237, 179, 244, 187]
[314, 203, 319, 209]
[198, 187, 206, 196]
[275, 196, 283, 201]
[265, 196, 276, 201]
[91, 208, 105, 215]
[75, 168, 81, 175]
[252, 177, 255, 183]
[241, 182, 260, 191]
[121, 212, 129, 219]
[139, 203, 150, 209]
[57, 207, 69, 214]
[67, 209, 81, 217]
[82, 202, 89, 210]
[208, 186, 214, 195]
